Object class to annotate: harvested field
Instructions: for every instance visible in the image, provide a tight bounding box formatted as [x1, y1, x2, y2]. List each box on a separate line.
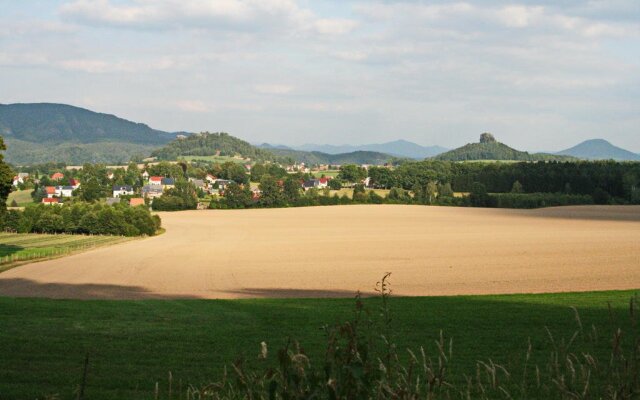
[0, 205, 638, 299]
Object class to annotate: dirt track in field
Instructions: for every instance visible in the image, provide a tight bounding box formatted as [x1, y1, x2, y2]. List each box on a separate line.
[0, 205, 639, 299]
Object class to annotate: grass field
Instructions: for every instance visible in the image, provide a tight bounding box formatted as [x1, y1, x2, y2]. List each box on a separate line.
[179, 155, 248, 164]
[0, 233, 133, 272]
[310, 170, 340, 178]
[7, 189, 34, 206]
[0, 290, 636, 399]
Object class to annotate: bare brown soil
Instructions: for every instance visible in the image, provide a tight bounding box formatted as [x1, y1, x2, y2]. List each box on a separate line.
[0, 205, 638, 299]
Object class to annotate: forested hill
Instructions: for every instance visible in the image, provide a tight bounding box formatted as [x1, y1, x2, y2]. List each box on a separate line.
[152, 132, 282, 162]
[434, 133, 576, 162]
[0, 103, 176, 165]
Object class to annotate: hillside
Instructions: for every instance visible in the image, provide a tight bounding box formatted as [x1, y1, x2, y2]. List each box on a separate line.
[295, 140, 447, 159]
[0, 103, 175, 164]
[266, 148, 396, 165]
[434, 133, 576, 162]
[152, 132, 281, 162]
[557, 139, 640, 161]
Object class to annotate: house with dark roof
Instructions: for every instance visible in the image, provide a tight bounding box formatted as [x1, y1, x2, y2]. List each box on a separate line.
[112, 185, 134, 198]
[142, 185, 163, 199]
[161, 178, 175, 190]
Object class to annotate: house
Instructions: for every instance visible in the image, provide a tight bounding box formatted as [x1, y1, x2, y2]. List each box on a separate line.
[107, 171, 115, 180]
[142, 171, 149, 179]
[113, 185, 134, 197]
[42, 198, 60, 205]
[12, 176, 23, 187]
[189, 178, 206, 191]
[45, 186, 56, 198]
[142, 185, 163, 199]
[214, 179, 234, 191]
[161, 177, 175, 190]
[129, 198, 145, 207]
[205, 174, 216, 184]
[244, 164, 252, 171]
[55, 186, 74, 197]
[51, 172, 64, 181]
[149, 176, 163, 186]
[318, 177, 330, 189]
[69, 178, 81, 189]
[18, 172, 29, 180]
[302, 180, 319, 190]
[106, 197, 121, 206]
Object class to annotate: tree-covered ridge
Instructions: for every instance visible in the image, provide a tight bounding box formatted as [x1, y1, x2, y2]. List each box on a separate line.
[0, 103, 174, 145]
[266, 148, 397, 165]
[151, 132, 282, 162]
[0, 136, 14, 213]
[434, 133, 576, 162]
[0, 103, 177, 165]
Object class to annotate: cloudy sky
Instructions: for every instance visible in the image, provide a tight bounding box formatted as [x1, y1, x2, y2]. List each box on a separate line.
[1, 1, 639, 151]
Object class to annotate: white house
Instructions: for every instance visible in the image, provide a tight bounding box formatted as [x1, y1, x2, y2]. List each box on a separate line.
[142, 171, 149, 179]
[149, 176, 163, 186]
[55, 186, 74, 197]
[112, 185, 134, 198]
[12, 176, 23, 187]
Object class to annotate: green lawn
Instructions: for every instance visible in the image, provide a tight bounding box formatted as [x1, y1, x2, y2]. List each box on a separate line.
[0, 290, 637, 399]
[7, 189, 34, 207]
[310, 170, 340, 178]
[0, 233, 133, 272]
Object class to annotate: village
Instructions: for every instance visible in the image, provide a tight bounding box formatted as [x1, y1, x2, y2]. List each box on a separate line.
[8, 160, 381, 210]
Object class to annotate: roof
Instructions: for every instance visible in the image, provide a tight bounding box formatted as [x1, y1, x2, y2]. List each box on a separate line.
[149, 176, 163, 181]
[113, 185, 133, 191]
[45, 186, 56, 194]
[42, 198, 59, 203]
[162, 178, 175, 185]
[142, 185, 163, 192]
[51, 172, 64, 179]
[302, 180, 318, 188]
[129, 198, 145, 206]
[69, 178, 79, 185]
[58, 186, 74, 190]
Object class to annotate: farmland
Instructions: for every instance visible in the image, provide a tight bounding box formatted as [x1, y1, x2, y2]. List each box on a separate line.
[1, 205, 638, 299]
[0, 233, 134, 273]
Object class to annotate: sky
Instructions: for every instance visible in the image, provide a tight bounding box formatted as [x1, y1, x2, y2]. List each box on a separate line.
[1, 0, 639, 152]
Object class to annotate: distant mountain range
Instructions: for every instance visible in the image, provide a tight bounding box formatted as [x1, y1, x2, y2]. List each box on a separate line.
[0, 103, 176, 164]
[556, 139, 640, 161]
[288, 140, 448, 159]
[1, 103, 638, 165]
[434, 133, 577, 162]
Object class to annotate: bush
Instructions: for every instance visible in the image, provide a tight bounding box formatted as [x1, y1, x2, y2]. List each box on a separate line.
[492, 193, 594, 209]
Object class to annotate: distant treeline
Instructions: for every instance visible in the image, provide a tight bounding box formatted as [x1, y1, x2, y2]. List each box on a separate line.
[368, 160, 640, 204]
[1, 203, 161, 236]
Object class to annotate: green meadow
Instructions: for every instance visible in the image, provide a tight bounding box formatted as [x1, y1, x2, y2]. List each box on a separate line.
[0, 290, 637, 399]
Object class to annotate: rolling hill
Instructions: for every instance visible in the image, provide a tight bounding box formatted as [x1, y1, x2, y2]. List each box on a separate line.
[295, 140, 447, 159]
[434, 133, 576, 162]
[556, 139, 640, 161]
[266, 148, 396, 165]
[0, 103, 176, 165]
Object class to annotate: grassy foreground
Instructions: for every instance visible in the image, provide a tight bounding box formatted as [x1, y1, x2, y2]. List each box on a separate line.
[0, 233, 133, 272]
[0, 289, 637, 399]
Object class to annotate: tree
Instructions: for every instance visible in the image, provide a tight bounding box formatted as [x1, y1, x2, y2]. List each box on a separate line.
[221, 182, 252, 209]
[425, 181, 438, 204]
[258, 175, 284, 207]
[352, 183, 367, 203]
[469, 182, 494, 207]
[438, 182, 454, 198]
[328, 179, 342, 190]
[283, 177, 301, 205]
[511, 180, 524, 193]
[338, 165, 366, 184]
[0, 136, 14, 214]
[79, 178, 104, 202]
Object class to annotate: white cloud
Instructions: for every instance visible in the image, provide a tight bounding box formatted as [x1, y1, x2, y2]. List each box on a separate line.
[176, 100, 210, 113]
[254, 84, 294, 95]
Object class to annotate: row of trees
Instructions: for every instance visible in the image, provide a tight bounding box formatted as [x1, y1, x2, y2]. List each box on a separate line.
[1, 202, 161, 236]
[367, 160, 640, 204]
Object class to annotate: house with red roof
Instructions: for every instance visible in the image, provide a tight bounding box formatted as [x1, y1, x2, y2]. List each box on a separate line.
[69, 178, 80, 189]
[51, 172, 64, 181]
[45, 186, 56, 198]
[42, 198, 60, 205]
[129, 198, 145, 207]
[149, 176, 163, 186]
